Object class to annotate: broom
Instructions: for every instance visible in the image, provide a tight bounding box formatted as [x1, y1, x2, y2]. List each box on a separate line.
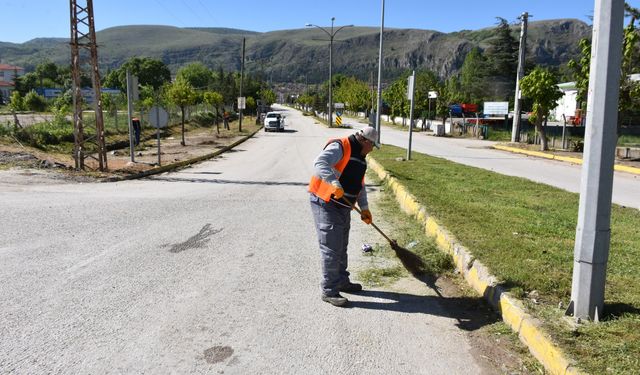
[343, 198, 426, 277]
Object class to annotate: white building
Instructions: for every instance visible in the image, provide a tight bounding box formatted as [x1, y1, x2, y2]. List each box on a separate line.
[0, 64, 25, 101]
[552, 81, 578, 123]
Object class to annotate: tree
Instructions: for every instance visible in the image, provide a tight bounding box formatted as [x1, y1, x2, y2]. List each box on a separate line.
[459, 48, 489, 103]
[258, 88, 276, 106]
[383, 73, 409, 124]
[520, 67, 563, 151]
[333, 77, 371, 114]
[164, 77, 197, 146]
[203, 90, 224, 133]
[569, 2, 640, 126]
[177, 63, 213, 90]
[35, 61, 61, 88]
[484, 17, 519, 100]
[414, 70, 441, 124]
[103, 57, 170, 90]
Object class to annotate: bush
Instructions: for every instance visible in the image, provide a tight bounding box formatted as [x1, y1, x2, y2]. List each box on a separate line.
[15, 121, 74, 149]
[192, 111, 217, 126]
[24, 91, 48, 112]
[9, 91, 25, 111]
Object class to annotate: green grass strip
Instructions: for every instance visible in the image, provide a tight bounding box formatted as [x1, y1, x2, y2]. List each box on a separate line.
[373, 144, 640, 374]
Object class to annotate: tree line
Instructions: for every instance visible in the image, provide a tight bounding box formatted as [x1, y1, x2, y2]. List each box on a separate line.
[295, 10, 640, 150]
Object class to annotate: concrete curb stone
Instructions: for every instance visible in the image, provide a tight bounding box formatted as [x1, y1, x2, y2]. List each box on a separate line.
[492, 144, 640, 175]
[367, 155, 586, 375]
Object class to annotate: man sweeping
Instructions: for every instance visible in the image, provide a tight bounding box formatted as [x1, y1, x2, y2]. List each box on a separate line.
[308, 127, 379, 307]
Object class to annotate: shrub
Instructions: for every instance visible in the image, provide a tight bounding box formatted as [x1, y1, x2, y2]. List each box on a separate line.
[24, 91, 48, 112]
[192, 111, 217, 126]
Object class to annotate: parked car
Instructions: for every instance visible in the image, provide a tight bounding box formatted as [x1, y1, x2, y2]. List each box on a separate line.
[264, 111, 285, 132]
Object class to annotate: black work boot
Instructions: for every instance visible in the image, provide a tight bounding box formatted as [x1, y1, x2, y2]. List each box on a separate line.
[321, 293, 348, 307]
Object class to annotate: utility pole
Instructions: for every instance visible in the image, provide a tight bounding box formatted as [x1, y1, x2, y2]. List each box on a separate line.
[566, 0, 625, 321]
[70, 0, 107, 171]
[375, 0, 385, 144]
[511, 12, 529, 143]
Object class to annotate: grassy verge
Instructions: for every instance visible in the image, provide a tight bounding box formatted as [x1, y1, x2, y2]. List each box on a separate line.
[618, 134, 640, 148]
[372, 144, 640, 374]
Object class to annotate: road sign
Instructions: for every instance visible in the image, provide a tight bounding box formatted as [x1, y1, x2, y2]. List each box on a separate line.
[336, 115, 342, 126]
[428, 91, 438, 99]
[238, 96, 246, 109]
[334, 102, 345, 109]
[149, 106, 169, 128]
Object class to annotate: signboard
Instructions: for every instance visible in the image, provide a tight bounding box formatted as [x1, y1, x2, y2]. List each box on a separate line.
[237, 96, 246, 109]
[149, 106, 169, 128]
[428, 91, 438, 99]
[333, 102, 345, 109]
[406, 75, 415, 100]
[484, 101, 509, 115]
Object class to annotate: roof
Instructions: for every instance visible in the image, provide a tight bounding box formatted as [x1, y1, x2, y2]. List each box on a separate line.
[0, 64, 24, 71]
[557, 81, 577, 90]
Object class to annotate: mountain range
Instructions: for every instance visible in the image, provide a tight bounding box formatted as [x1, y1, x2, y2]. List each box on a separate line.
[0, 19, 591, 83]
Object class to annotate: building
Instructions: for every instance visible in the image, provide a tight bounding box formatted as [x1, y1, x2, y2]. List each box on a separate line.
[0, 64, 25, 102]
[552, 82, 579, 124]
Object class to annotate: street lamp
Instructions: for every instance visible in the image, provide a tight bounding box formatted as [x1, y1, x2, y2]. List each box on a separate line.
[305, 18, 353, 127]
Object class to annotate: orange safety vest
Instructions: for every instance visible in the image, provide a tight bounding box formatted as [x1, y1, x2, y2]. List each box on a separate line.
[308, 137, 363, 202]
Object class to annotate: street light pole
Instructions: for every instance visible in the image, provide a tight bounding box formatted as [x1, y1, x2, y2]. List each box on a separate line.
[305, 18, 353, 127]
[375, 0, 385, 144]
[329, 17, 334, 127]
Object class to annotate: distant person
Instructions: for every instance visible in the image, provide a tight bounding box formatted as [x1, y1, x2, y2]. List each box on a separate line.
[223, 111, 230, 130]
[308, 127, 379, 307]
[132, 117, 141, 146]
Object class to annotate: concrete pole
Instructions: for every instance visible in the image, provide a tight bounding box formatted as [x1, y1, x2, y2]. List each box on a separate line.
[407, 71, 415, 160]
[567, 0, 624, 321]
[375, 0, 385, 144]
[511, 12, 529, 143]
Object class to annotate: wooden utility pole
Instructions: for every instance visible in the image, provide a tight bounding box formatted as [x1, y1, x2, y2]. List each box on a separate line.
[70, 0, 107, 171]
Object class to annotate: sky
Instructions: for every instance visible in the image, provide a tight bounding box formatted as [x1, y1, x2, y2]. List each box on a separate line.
[1, 0, 639, 44]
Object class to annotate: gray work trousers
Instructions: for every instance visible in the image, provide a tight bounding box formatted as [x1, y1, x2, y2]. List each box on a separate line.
[310, 194, 351, 297]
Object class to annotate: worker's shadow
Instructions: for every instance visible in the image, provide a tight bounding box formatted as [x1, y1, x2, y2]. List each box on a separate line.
[346, 276, 499, 331]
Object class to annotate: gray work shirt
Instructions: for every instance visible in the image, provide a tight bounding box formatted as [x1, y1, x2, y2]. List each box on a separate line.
[312, 141, 369, 210]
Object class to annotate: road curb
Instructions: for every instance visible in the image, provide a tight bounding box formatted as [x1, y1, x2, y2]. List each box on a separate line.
[367, 155, 585, 375]
[103, 126, 263, 182]
[492, 144, 640, 175]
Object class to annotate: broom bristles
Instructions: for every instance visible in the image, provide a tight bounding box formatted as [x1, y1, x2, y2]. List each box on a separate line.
[390, 240, 426, 277]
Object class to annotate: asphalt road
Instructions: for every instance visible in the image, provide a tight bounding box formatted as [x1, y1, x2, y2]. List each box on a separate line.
[342, 114, 640, 210]
[0, 106, 498, 373]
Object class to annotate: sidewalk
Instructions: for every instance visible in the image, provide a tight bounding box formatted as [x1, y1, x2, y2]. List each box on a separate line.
[493, 143, 640, 175]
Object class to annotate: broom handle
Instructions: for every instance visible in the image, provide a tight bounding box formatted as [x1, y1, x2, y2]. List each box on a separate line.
[340, 197, 395, 244]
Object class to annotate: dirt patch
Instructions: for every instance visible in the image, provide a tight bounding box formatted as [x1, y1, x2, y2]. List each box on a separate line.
[0, 120, 260, 184]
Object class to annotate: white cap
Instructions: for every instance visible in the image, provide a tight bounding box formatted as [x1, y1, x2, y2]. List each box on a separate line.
[359, 126, 380, 148]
